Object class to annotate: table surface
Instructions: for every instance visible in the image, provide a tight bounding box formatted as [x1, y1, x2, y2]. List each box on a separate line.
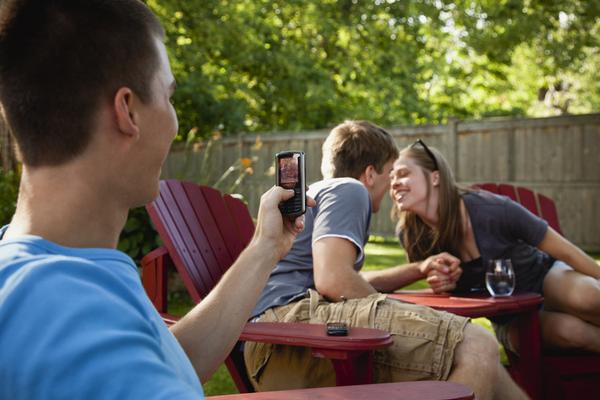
[388, 291, 543, 318]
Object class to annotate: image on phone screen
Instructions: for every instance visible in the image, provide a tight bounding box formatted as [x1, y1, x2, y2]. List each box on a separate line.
[279, 154, 299, 189]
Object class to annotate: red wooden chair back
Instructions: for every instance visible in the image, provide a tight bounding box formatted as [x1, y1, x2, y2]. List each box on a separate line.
[146, 181, 243, 300]
[224, 194, 255, 248]
[472, 182, 562, 234]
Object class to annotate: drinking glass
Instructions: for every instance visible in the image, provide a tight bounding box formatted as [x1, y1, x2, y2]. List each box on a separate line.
[485, 259, 515, 297]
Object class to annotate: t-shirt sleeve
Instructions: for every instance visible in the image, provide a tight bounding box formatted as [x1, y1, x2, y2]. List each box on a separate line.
[1, 259, 202, 399]
[312, 182, 371, 266]
[503, 197, 549, 246]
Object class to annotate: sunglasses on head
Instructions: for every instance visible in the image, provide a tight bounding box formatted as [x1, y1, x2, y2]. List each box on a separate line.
[411, 139, 439, 171]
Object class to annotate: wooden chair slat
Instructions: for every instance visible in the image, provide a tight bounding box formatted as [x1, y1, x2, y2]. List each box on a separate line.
[516, 187, 540, 216]
[498, 183, 518, 201]
[538, 193, 563, 234]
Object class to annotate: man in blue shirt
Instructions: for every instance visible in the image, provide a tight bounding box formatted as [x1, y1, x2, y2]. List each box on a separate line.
[0, 1, 309, 398]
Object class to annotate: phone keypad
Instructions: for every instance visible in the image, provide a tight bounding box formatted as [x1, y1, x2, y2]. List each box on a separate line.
[280, 188, 304, 215]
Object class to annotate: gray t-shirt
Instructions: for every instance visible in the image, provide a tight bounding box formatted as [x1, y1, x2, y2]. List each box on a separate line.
[251, 178, 372, 319]
[453, 190, 553, 294]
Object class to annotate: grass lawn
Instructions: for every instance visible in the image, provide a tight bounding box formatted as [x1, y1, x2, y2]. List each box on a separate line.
[193, 237, 600, 395]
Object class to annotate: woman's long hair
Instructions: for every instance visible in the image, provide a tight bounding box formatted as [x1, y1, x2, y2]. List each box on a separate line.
[392, 144, 467, 262]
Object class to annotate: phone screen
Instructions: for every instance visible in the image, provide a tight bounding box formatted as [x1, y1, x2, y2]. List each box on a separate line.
[276, 151, 306, 217]
[278, 154, 300, 189]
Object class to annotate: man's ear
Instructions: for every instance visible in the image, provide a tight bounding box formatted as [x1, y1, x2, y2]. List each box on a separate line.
[360, 165, 376, 187]
[113, 87, 140, 138]
[431, 170, 440, 187]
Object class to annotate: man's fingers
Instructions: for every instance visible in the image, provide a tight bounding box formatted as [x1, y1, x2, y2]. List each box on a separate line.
[260, 186, 292, 211]
[450, 268, 463, 280]
[293, 215, 306, 231]
[278, 187, 296, 201]
[268, 187, 315, 207]
[435, 252, 461, 267]
[427, 263, 450, 275]
[426, 275, 444, 284]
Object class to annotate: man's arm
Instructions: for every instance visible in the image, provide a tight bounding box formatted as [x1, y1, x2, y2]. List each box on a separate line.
[361, 252, 462, 293]
[313, 236, 377, 301]
[361, 263, 424, 293]
[170, 186, 313, 381]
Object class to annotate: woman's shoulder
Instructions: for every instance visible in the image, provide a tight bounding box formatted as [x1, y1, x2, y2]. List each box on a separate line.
[463, 189, 512, 208]
[462, 190, 516, 226]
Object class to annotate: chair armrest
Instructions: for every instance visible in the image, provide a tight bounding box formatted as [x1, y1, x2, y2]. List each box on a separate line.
[240, 322, 392, 352]
[207, 381, 475, 400]
[141, 246, 171, 313]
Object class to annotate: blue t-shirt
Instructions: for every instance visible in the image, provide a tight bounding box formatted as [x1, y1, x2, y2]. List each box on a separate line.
[0, 226, 203, 399]
[251, 178, 372, 318]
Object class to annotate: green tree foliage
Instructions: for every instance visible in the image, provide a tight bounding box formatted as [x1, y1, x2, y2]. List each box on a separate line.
[147, 0, 600, 140]
[444, 0, 600, 116]
[0, 169, 19, 226]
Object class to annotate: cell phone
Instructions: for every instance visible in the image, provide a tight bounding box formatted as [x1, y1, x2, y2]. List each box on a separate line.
[275, 151, 306, 218]
[326, 322, 349, 336]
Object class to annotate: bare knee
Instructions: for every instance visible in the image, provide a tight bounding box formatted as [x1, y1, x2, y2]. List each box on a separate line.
[455, 324, 500, 368]
[567, 283, 600, 316]
[546, 270, 600, 317]
[543, 313, 591, 349]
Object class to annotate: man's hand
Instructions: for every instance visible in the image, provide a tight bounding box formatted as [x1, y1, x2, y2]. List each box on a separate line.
[252, 186, 315, 261]
[418, 252, 462, 294]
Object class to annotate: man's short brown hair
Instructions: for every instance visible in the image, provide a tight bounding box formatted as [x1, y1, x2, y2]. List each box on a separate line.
[321, 120, 399, 179]
[0, 0, 164, 167]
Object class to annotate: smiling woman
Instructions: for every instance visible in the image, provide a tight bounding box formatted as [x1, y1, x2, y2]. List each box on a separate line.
[390, 140, 600, 355]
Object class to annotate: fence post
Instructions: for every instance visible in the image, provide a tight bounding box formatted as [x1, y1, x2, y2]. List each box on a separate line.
[446, 118, 459, 179]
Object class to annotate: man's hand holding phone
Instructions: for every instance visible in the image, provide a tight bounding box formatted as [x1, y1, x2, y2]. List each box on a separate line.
[251, 151, 312, 263]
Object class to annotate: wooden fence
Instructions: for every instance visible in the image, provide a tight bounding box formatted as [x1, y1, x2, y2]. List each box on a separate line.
[163, 113, 600, 251]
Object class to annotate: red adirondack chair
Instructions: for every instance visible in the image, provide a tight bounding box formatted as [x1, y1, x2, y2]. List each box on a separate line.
[472, 183, 562, 235]
[141, 180, 475, 399]
[469, 183, 600, 400]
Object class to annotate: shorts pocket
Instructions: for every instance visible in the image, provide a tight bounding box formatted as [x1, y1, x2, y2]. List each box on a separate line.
[244, 341, 274, 384]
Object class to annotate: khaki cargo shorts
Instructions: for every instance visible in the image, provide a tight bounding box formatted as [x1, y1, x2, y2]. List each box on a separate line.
[244, 289, 469, 391]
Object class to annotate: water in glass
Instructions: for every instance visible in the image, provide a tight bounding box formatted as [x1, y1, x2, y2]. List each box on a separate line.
[485, 259, 515, 297]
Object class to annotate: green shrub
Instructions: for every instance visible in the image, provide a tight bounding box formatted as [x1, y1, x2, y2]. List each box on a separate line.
[0, 169, 19, 226]
[117, 206, 162, 264]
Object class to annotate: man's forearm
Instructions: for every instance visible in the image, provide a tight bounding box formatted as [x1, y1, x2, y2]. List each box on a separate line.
[361, 263, 424, 293]
[317, 269, 377, 301]
[170, 239, 278, 381]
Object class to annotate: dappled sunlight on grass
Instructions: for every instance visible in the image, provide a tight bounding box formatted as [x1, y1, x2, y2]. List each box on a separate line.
[363, 240, 406, 271]
[204, 364, 238, 396]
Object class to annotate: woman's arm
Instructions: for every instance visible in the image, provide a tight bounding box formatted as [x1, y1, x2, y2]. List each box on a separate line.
[361, 263, 424, 293]
[538, 227, 600, 279]
[361, 252, 462, 293]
